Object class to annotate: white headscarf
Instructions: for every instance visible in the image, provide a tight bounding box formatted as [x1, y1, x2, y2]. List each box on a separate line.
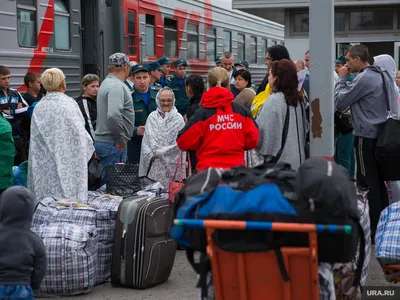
[374, 54, 400, 117]
[155, 87, 176, 118]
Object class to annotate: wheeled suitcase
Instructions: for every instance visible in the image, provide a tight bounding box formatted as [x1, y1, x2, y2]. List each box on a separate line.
[111, 195, 177, 289]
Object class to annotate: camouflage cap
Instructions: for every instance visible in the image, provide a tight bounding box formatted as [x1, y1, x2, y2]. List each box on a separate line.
[108, 53, 130, 67]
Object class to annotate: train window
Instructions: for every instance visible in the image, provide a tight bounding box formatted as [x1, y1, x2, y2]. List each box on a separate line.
[164, 18, 177, 57]
[292, 13, 309, 33]
[249, 37, 257, 64]
[17, 0, 37, 47]
[145, 15, 155, 56]
[350, 11, 393, 31]
[237, 34, 245, 60]
[54, 0, 70, 50]
[187, 23, 199, 59]
[206, 28, 216, 61]
[127, 11, 137, 55]
[18, 0, 35, 5]
[223, 31, 231, 53]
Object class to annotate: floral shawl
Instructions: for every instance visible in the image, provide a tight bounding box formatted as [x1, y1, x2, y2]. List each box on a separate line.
[28, 92, 94, 202]
[139, 90, 186, 189]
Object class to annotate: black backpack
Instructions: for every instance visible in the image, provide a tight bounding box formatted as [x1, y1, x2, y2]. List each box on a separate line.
[296, 157, 365, 289]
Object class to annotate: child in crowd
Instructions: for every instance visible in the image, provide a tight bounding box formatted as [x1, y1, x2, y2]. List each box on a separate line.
[0, 186, 47, 299]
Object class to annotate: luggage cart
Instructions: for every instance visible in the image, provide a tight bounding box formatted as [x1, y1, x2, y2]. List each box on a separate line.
[174, 219, 352, 300]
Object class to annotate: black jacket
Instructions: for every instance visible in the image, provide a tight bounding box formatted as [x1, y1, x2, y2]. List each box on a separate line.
[76, 96, 97, 140]
[257, 73, 269, 95]
[185, 94, 203, 171]
[186, 94, 202, 121]
[0, 187, 47, 289]
[0, 88, 30, 138]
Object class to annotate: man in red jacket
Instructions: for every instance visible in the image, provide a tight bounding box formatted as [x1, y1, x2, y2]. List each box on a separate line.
[176, 85, 259, 171]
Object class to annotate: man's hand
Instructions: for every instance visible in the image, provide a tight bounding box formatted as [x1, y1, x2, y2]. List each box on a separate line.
[17, 102, 23, 109]
[137, 126, 145, 136]
[338, 66, 350, 78]
[2, 109, 10, 115]
[116, 141, 127, 150]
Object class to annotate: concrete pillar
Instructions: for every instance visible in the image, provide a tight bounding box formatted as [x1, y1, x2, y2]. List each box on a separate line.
[309, 0, 335, 160]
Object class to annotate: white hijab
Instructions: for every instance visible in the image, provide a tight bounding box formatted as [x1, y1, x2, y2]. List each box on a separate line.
[374, 54, 400, 118]
[138, 88, 185, 188]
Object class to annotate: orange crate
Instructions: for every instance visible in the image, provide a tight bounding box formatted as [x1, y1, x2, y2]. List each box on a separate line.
[174, 220, 352, 300]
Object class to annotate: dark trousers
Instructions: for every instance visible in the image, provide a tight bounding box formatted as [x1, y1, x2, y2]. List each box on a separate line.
[355, 136, 388, 236]
[13, 137, 27, 166]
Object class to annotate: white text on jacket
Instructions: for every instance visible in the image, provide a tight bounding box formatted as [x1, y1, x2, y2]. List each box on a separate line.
[209, 114, 243, 131]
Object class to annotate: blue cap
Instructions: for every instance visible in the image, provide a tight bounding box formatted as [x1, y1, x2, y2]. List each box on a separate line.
[334, 56, 346, 64]
[148, 61, 163, 71]
[158, 56, 172, 65]
[215, 56, 221, 64]
[174, 59, 187, 67]
[132, 64, 149, 74]
[235, 60, 249, 69]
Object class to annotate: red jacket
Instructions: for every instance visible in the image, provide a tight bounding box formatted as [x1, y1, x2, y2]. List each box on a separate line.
[177, 87, 259, 171]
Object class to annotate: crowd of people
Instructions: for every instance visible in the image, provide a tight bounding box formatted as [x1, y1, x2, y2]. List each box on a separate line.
[1, 42, 400, 298]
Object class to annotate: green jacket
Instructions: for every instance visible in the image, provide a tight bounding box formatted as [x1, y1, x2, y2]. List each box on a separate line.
[124, 80, 134, 92]
[168, 74, 189, 116]
[127, 86, 159, 164]
[155, 76, 171, 88]
[0, 114, 15, 189]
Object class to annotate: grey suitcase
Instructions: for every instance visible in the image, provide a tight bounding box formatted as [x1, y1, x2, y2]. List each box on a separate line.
[111, 195, 176, 288]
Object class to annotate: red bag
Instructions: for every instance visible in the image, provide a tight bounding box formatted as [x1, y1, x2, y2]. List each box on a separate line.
[168, 152, 191, 202]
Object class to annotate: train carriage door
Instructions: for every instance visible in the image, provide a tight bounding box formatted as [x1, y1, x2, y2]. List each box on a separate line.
[81, 0, 100, 76]
[125, 0, 139, 62]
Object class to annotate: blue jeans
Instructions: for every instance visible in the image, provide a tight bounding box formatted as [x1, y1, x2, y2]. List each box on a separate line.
[0, 285, 34, 299]
[95, 142, 127, 185]
[335, 132, 355, 179]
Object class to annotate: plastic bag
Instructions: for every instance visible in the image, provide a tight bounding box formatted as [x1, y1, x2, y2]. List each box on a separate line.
[88, 158, 102, 191]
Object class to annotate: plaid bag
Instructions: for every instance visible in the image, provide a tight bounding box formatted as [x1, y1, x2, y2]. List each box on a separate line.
[376, 201, 400, 265]
[32, 196, 123, 285]
[332, 189, 371, 299]
[87, 194, 123, 283]
[32, 223, 98, 297]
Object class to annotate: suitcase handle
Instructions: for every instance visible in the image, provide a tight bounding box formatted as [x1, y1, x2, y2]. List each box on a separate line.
[174, 219, 352, 234]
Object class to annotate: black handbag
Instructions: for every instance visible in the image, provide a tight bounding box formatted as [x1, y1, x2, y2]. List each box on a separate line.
[375, 72, 400, 181]
[106, 162, 142, 196]
[88, 157, 102, 191]
[334, 110, 353, 135]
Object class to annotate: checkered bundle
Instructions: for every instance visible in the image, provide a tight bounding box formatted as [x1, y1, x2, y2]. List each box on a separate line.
[356, 189, 371, 285]
[32, 195, 123, 286]
[32, 223, 98, 297]
[376, 201, 400, 264]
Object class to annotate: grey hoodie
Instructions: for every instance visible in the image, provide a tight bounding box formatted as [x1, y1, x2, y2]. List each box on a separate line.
[0, 187, 47, 289]
[335, 65, 399, 139]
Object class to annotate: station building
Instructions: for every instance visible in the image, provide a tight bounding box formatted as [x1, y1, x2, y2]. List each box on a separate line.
[232, 0, 400, 67]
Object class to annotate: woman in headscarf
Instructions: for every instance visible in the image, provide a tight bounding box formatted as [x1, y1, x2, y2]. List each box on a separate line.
[374, 55, 400, 206]
[138, 87, 186, 189]
[374, 54, 400, 118]
[28, 68, 94, 202]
